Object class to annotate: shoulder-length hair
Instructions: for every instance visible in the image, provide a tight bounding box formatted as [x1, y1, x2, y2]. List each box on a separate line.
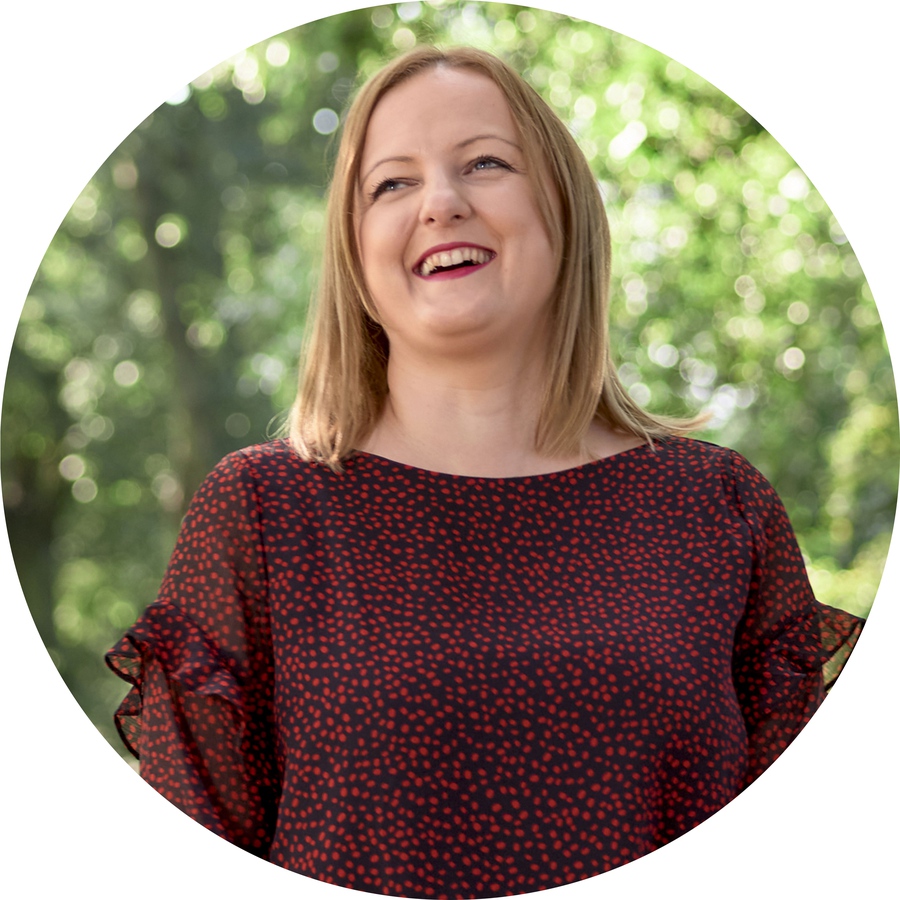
[289, 46, 700, 470]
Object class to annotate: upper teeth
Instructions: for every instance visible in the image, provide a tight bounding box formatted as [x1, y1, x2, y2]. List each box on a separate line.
[418, 247, 492, 275]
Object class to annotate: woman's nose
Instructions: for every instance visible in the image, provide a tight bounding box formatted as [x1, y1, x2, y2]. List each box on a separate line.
[418, 175, 471, 226]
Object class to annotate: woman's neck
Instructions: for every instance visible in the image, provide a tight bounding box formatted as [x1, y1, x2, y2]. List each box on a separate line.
[358, 348, 596, 478]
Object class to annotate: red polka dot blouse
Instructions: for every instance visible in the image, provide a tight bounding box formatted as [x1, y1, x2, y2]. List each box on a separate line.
[107, 436, 863, 897]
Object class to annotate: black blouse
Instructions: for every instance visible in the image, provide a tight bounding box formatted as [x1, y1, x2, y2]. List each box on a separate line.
[107, 437, 862, 898]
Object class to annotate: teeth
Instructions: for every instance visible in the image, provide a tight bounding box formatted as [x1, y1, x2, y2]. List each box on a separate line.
[419, 247, 492, 275]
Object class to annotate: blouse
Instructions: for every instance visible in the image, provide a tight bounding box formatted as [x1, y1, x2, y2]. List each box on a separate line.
[107, 436, 863, 898]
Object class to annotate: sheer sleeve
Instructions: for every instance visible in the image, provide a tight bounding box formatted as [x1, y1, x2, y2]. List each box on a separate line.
[105, 449, 281, 857]
[726, 450, 865, 785]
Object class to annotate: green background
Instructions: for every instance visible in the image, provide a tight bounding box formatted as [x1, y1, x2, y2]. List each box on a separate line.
[3, 2, 895, 753]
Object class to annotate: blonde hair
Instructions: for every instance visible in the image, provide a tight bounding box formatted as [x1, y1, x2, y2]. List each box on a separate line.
[290, 46, 700, 470]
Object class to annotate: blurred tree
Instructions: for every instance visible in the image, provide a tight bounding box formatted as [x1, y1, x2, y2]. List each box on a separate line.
[3, 2, 895, 750]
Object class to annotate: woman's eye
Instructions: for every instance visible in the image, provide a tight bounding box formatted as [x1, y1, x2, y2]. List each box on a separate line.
[370, 179, 401, 200]
[472, 156, 511, 172]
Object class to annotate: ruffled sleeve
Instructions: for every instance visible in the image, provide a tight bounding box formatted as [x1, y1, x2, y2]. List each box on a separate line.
[725, 450, 865, 785]
[106, 449, 281, 857]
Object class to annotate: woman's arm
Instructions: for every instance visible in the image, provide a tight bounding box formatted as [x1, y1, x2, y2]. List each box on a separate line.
[726, 450, 864, 785]
[106, 449, 281, 857]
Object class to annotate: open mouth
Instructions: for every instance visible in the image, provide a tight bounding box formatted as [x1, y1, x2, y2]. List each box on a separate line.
[414, 246, 495, 277]
[428, 259, 480, 275]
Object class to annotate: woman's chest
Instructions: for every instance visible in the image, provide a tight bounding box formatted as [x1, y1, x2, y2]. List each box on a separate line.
[261, 485, 752, 740]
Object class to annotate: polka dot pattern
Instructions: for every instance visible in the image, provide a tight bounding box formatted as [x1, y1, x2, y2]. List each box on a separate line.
[107, 437, 862, 897]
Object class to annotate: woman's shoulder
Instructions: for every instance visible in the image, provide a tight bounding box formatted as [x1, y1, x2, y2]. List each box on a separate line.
[651, 435, 782, 520]
[646, 436, 776, 503]
[650, 434, 757, 469]
[212, 438, 327, 473]
[645, 434, 736, 472]
[227, 437, 303, 467]
[193, 439, 339, 503]
[591, 423, 735, 475]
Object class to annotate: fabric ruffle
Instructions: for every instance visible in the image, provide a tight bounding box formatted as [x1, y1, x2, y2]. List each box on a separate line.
[819, 601, 865, 691]
[105, 600, 245, 759]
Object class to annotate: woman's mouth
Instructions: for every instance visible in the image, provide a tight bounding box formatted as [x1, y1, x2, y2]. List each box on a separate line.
[414, 245, 495, 278]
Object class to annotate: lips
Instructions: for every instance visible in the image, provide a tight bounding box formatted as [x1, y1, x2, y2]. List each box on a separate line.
[413, 242, 496, 278]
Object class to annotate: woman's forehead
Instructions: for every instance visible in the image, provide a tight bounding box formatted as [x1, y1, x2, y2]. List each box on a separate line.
[359, 68, 520, 166]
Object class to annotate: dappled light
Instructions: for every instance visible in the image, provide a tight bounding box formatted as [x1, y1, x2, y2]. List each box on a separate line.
[312, 108, 339, 134]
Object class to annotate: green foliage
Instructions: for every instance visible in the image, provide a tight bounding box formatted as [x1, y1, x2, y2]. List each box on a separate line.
[2, 2, 895, 750]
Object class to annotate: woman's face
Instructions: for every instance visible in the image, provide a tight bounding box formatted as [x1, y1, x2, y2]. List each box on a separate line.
[355, 67, 559, 362]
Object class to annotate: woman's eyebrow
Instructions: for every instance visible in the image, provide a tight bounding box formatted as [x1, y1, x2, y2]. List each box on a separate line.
[360, 135, 522, 186]
[457, 133, 522, 151]
[360, 155, 414, 186]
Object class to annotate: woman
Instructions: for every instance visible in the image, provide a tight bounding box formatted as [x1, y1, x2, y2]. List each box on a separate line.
[107, 47, 863, 898]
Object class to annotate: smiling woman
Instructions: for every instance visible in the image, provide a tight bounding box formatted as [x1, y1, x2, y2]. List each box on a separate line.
[356, 69, 557, 357]
[293, 47, 699, 477]
[105, 45, 864, 899]
[354, 67, 566, 469]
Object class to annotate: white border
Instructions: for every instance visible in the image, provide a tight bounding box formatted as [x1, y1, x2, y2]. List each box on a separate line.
[3, 2, 896, 897]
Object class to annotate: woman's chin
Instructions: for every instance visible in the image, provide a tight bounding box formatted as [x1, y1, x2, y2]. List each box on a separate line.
[394, 302, 507, 345]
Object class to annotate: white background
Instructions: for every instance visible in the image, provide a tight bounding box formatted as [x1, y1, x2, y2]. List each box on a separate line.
[2, 1, 896, 896]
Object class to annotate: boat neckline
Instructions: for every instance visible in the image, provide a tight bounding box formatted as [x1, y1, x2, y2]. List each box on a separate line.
[350, 440, 657, 483]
